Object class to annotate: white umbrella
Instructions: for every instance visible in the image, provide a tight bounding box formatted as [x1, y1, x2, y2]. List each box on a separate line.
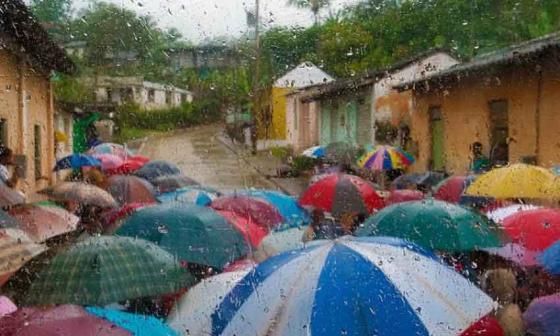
[486, 204, 541, 223]
[253, 226, 307, 262]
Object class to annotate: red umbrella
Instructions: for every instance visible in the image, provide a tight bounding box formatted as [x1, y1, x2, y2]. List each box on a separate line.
[211, 195, 284, 230]
[101, 203, 150, 233]
[299, 173, 384, 218]
[0, 305, 130, 336]
[434, 176, 474, 204]
[105, 158, 147, 176]
[386, 189, 424, 205]
[503, 208, 560, 251]
[216, 210, 268, 247]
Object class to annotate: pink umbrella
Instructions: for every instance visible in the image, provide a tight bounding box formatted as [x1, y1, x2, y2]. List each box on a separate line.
[484, 243, 539, 267]
[0, 296, 16, 318]
[211, 195, 284, 230]
[93, 154, 124, 171]
[0, 305, 130, 336]
[8, 205, 79, 242]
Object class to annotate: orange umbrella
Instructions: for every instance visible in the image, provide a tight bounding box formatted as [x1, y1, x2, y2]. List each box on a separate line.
[8, 205, 79, 242]
[0, 228, 46, 286]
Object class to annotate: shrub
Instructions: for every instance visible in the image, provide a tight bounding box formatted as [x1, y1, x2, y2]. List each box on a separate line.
[291, 155, 316, 173]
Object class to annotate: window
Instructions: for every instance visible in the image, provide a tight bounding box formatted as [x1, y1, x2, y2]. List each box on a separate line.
[489, 100, 509, 165]
[34, 124, 41, 180]
[165, 91, 172, 105]
[0, 118, 7, 146]
[148, 89, 155, 103]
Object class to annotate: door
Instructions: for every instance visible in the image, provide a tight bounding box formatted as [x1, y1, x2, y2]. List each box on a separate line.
[429, 106, 445, 171]
[489, 100, 509, 166]
[320, 104, 332, 145]
[345, 101, 358, 145]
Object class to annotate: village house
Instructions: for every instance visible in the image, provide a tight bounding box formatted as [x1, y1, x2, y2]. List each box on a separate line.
[395, 33, 560, 175]
[90, 76, 193, 111]
[166, 45, 242, 71]
[0, 0, 75, 195]
[291, 50, 458, 152]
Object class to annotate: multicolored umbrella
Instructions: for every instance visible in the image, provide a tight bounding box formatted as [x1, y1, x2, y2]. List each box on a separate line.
[434, 175, 476, 203]
[302, 145, 325, 159]
[116, 204, 249, 269]
[299, 173, 385, 218]
[157, 186, 219, 206]
[211, 195, 284, 230]
[23, 236, 192, 306]
[88, 143, 133, 159]
[41, 182, 118, 208]
[215, 210, 268, 247]
[135, 160, 182, 181]
[8, 205, 79, 242]
[486, 204, 541, 224]
[92, 153, 124, 171]
[358, 145, 415, 171]
[465, 163, 556, 199]
[106, 175, 156, 205]
[523, 294, 560, 336]
[170, 237, 495, 336]
[85, 307, 177, 336]
[0, 305, 131, 336]
[54, 153, 101, 171]
[385, 189, 424, 205]
[355, 199, 502, 251]
[0, 228, 46, 287]
[238, 189, 310, 229]
[151, 174, 200, 193]
[502, 208, 560, 252]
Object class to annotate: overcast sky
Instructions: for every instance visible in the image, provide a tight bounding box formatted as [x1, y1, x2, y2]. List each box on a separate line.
[74, 0, 361, 43]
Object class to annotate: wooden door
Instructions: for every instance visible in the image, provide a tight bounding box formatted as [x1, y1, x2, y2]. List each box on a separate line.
[429, 106, 445, 171]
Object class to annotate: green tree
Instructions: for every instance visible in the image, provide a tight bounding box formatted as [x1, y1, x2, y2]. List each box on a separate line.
[30, 0, 71, 24]
[287, 0, 330, 24]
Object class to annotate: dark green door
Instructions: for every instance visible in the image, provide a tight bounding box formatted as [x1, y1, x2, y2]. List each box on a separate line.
[430, 107, 445, 171]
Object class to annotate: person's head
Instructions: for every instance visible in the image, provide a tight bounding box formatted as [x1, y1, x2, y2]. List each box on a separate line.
[0, 146, 14, 165]
[481, 268, 517, 305]
[311, 208, 325, 225]
[471, 142, 483, 156]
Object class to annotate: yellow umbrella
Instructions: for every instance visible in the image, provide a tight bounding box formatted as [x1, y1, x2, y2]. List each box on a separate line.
[465, 163, 555, 199]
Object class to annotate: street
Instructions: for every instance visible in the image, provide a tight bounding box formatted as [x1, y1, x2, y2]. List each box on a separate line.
[139, 124, 274, 193]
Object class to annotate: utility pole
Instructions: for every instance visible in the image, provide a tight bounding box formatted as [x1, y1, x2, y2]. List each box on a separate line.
[251, 0, 260, 155]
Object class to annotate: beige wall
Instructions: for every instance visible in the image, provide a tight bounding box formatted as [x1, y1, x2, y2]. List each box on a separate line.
[409, 62, 560, 174]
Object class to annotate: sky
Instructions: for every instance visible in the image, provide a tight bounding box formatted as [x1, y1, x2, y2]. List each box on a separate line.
[74, 0, 361, 43]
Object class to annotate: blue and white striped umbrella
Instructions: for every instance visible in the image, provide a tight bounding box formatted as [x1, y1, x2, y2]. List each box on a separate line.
[302, 145, 325, 159]
[168, 236, 495, 336]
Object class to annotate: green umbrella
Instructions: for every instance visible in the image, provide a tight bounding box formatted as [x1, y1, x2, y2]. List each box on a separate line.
[23, 236, 192, 306]
[116, 203, 249, 269]
[355, 199, 502, 251]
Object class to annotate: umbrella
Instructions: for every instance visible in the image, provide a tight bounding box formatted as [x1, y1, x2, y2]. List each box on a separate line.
[391, 171, 447, 190]
[357, 145, 415, 171]
[502, 208, 560, 252]
[85, 307, 177, 336]
[54, 153, 101, 171]
[116, 204, 249, 269]
[325, 142, 360, 164]
[486, 204, 541, 224]
[167, 270, 251, 336]
[385, 189, 424, 205]
[253, 226, 307, 262]
[0, 296, 16, 318]
[8, 205, 79, 242]
[102, 202, 151, 233]
[465, 163, 555, 199]
[0, 305, 131, 336]
[215, 210, 269, 247]
[0, 228, 46, 287]
[299, 173, 385, 218]
[0, 184, 25, 208]
[151, 174, 200, 193]
[41, 182, 118, 208]
[106, 175, 156, 205]
[105, 158, 147, 176]
[0, 209, 21, 228]
[211, 195, 284, 230]
[92, 153, 124, 171]
[538, 240, 560, 275]
[302, 145, 325, 159]
[355, 199, 502, 251]
[434, 175, 476, 203]
[237, 189, 310, 229]
[135, 160, 182, 181]
[157, 186, 219, 206]
[88, 143, 133, 158]
[523, 294, 560, 336]
[484, 243, 539, 267]
[23, 236, 192, 306]
[170, 236, 495, 336]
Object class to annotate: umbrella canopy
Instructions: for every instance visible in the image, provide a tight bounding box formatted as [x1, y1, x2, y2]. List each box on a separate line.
[0, 184, 25, 208]
[135, 160, 182, 181]
[238, 189, 310, 229]
[102, 202, 150, 233]
[434, 175, 476, 203]
[105, 158, 147, 176]
[253, 226, 307, 262]
[215, 210, 269, 247]
[538, 240, 560, 275]
[88, 143, 133, 159]
[484, 243, 539, 267]
[0, 228, 46, 287]
[302, 145, 325, 159]
[116, 204, 249, 269]
[386, 189, 425, 205]
[8, 205, 79, 242]
[54, 153, 101, 171]
[358, 145, 415, 171]
[391, 171, 447, 190]
[171, 236, 495, 336]
[523, 294, 560, 336]
[92, 153, 124, 171]
[0, 209, 21, 228]
[299, 173, 384, 218]
[0, 296, 16, 318]
[41, 182, 118, 208]
[0, 305, 131, 336]
[106, 175, 157, 205]
[211, 195, 284, 230]
[465, 163, 555, 199]
[23, 236, 192, 306]
[502, 208, 560, 251]
[157, 186, 219, 206]
[85, 307, 177, 336]
[486, 204, 541, 224]
[325, 142, 361, 164]
[355, 199, 502, 252]
[151, 174, 200, 193]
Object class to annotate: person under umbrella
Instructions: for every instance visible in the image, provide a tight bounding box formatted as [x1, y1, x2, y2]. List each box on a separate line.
[0, 146, 19, 189]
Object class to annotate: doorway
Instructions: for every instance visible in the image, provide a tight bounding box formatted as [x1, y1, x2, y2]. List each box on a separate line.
[489, 100, 509, 166]
[429, 106, 445, 171]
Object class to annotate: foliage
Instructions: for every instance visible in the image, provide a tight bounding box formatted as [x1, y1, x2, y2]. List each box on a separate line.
[269, 146, 292, 160]
[287, 0, 330, 23]
[291, 155, 317, 174]
[53, 74, 94, 103]
[30, 0, 71, 24]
